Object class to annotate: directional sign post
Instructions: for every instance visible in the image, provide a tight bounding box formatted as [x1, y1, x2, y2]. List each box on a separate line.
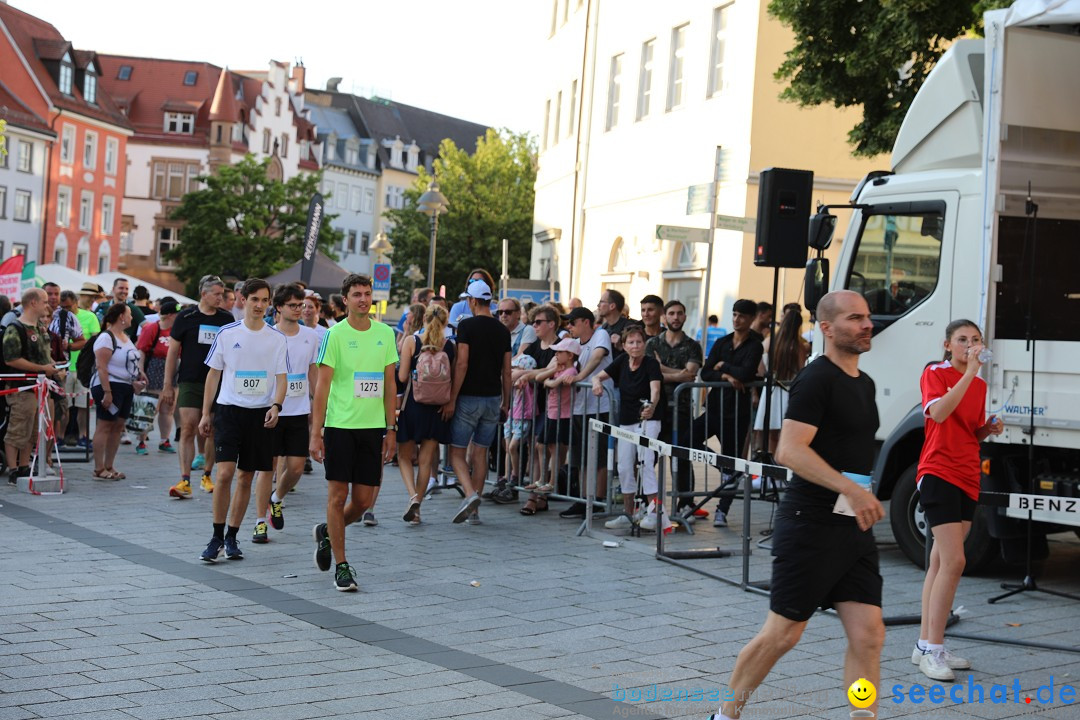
[686, 183, 715, 215]
[715, 214, 756, 234]
[656, 225, 712, 244]
[372, 263, 392, 302]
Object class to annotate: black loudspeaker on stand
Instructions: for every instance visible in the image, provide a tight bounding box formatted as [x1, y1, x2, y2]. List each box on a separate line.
[755, 168, 814, 269]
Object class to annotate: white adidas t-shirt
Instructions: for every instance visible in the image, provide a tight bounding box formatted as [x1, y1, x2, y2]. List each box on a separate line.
[205, 322, 289, 408]
[279, 324, 321, 417]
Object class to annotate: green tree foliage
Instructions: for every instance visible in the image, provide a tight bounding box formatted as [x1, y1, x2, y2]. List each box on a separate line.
[168, 155, 342, 296]
[769, 0, 1014, 157]
[383, 129, 537, 305]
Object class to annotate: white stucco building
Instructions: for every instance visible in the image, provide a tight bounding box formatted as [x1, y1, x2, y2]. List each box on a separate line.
[0, 89, 53, 262]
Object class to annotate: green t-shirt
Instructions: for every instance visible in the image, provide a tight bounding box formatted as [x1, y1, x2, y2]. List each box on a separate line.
[95, 301, 145, 343]
[71, 308, 101, 370]
[317, 319, 398, 429]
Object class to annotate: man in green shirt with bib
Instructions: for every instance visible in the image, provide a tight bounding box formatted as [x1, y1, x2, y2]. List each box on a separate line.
[310, 274, 398, 592]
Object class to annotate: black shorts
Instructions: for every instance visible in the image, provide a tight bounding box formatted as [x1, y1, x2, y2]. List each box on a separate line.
[538, 417, 572, 446]
[213, 404, 275, 472]
[919, 474, 976, 527]
[91, 383, 134, 421]
[272, 414, 310, 458]
[324, 427, 384, 486]
[768, 512, 882, 622]
[569, 415, 609, 468]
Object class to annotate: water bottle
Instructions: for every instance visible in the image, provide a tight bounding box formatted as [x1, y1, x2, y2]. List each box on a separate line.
[978, 348, 993, 364]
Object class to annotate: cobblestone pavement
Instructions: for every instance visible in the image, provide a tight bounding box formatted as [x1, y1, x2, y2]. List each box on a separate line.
[2, 441, 1079, 720]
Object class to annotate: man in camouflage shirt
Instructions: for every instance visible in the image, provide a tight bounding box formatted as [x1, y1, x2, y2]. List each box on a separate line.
[3, 288, 62, 484]
[644, 300, 702, 514]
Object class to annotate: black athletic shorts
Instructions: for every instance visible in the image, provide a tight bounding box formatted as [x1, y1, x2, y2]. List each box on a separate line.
[272, 414, 310, 458]
[569, 414, 610, 468]
[919, 474, 976, 527]
[324, 427, 384, 486]
[213, 404, 275, 472]
[537, 417, 572, 446]
[768, 510, 882, 622]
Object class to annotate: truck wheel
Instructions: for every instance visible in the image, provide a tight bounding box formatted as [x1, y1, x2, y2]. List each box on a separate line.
[889, 463, 998, 572]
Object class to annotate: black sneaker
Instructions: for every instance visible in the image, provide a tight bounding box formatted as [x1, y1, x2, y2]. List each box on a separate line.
[313, 523, 331, 571]
[224, 536, 243, 560]
[268, 499, 284, 530]
[304, 458, 313, 474]
[491, 485, 519, 504]
[483, 478, 506, 499]
[335, 562, 358, 592]
[200, 537, 224, 563]
[251, 522, 269, 544]
[559, 502, 587, 519]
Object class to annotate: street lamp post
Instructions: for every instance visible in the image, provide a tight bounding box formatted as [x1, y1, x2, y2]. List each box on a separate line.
[417, 179, 448, 289]
[368, 232, 393, 321]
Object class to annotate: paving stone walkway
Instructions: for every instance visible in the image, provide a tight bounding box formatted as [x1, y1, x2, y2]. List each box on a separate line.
[2, 443, 1079, 719]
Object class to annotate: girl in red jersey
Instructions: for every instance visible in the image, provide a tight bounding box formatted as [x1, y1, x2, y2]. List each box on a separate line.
[914, 320, 1003, 681]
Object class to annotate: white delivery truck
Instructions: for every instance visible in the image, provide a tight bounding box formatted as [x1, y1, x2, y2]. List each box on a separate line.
[805, 0, 1080, 569]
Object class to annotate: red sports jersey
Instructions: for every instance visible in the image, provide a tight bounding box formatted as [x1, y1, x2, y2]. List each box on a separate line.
[917, 361, 986, 500]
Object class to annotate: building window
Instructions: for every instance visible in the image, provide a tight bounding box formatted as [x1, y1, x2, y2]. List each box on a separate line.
[79, 191, 94, 230]
[553, 90, 562, 143]
[363, 188, 375, 214]
[542, 99, 551, 151]
[350, 186, 361, 212]
[60, 124, 75, 164]
[76, 239, 89, 271]
[105, 138, 119, 175]
[164, 112, 194, 134]
[59, 53, 73, 95]
[84, 70, 97, 104]
[606, 54, 623, 131]
[16, 141, 32, 172]
[101, 196, 115, 236]
[83, 130, 98, 169]
[361, 232, 370, 254]
[14, 190, 31, 222]
[638, 38, 655, 120]
[337, 182, 348, 209]
[56, 186, 71, 227]
[12, 243, 27, 258]
[275, 98, 282, 116]
[708, 5, 731, 97]
[281, 134, 288, 158]
[53, 237, 67, 265]
[151, 161, 200, 200]
[0, 186, 6, 218]
[345, 230, 357, 254]
[668, 23, 688, 111]
[345, 144, 359, 165]
[262, 129, 271, 153]
[568, 79, 577, 137]
[120, 215, 134, 252]
[117, 65, 132, 80]
[97, 242, 111, 273]
[183, 70, 197, 86]
[157, 227, 179, 269]
[386, 186, 403, 209]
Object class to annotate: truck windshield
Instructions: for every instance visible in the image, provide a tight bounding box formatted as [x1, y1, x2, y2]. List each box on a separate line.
[846, 208, 944, 318]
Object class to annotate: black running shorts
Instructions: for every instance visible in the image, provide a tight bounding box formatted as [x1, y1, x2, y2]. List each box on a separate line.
[768, 511, 882, 622]
[323, 427, 384, 486]
[919, 474, 977, 527]
[271, 414, 310, 458]
[213, 404, 275, 472]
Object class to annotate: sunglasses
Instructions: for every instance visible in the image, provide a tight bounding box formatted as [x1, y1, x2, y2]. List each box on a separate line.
[497, 309, 516, 316]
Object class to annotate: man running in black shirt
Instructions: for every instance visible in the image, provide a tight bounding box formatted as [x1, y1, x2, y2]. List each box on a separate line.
[710, 290, 884, 720]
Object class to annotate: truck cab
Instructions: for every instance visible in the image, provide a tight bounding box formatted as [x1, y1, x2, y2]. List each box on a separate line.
[817, 8, 1080, 569]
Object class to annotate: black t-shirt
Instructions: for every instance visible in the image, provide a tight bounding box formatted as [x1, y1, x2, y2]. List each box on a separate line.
[606, 354, 664, 425]
[779, 355, 879, 520]
[455, 315, 511, 398]
[170, 306, 236, 384]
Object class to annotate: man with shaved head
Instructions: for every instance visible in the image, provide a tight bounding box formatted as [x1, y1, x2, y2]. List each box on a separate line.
[709, 290, 885, 720]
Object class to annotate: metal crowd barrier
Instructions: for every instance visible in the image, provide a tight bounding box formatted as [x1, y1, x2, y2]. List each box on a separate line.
[484, 378, 618, 521]
[583, 416, 791, 592]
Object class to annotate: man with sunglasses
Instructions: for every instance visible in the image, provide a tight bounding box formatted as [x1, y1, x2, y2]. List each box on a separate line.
[497, 298, 535, 357]
[162, 275, 235, 499]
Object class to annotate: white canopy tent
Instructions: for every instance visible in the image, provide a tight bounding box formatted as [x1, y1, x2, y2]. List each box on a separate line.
[34, 264, 198, 306]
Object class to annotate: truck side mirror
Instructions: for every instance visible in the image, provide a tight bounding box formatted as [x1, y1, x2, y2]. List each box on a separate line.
[808, 210, 837, 251]
[804, 258, 830, 313]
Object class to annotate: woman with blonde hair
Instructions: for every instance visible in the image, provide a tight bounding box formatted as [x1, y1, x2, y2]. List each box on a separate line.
[396, 304, 455, 524]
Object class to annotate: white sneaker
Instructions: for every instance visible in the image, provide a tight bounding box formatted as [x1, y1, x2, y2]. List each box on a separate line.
[426, 477, 440, 495]
[912, 645, 971, 670]
[713, 511, 728, 527]
[605, 514, 632, 529]
[640, 512, 658, 532]
[919, 650, 956, 681]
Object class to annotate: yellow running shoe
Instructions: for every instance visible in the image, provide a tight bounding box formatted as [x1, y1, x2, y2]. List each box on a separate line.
[169, 479, 192, 499]
[200, 473, 214, 493]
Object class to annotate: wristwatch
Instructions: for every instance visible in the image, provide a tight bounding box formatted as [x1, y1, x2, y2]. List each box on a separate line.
[387, 424, 398, 432]
[271, 402, 283, 411]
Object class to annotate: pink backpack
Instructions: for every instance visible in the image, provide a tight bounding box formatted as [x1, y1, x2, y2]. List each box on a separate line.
[413, 343, 452, 405]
